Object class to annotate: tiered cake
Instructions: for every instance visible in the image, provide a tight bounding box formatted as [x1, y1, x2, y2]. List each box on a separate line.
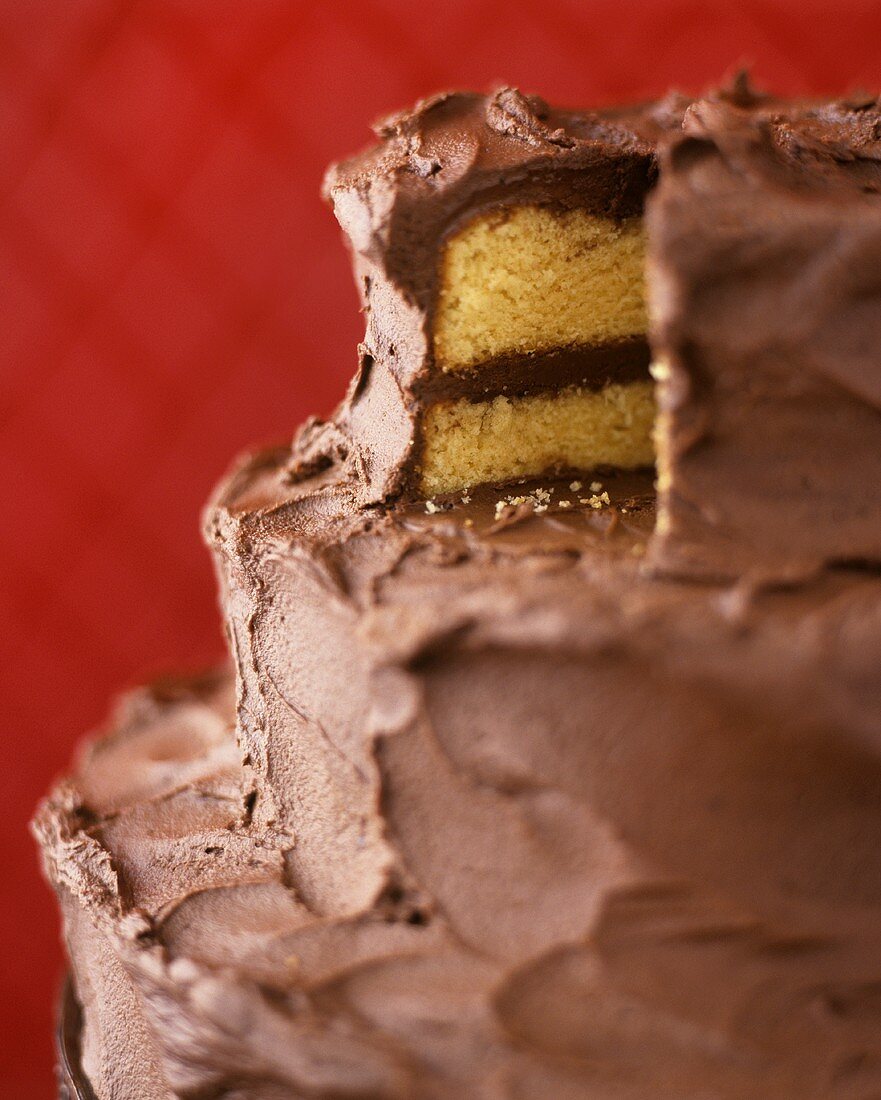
[36, 79, 881, 1099]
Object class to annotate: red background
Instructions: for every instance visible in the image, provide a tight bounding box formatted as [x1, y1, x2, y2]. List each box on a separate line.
[4, 1, 881, 1094]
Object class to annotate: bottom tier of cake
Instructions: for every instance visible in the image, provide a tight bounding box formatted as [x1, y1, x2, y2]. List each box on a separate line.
[36, 647, 881, 1099]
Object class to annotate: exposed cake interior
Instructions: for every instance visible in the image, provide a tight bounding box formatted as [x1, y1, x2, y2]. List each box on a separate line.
[434, 206, 647, 370]
[421, 381, 655, 496]
[421, 204, 653, 496]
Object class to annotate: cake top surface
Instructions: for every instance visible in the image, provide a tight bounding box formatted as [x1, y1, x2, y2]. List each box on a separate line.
[323, 75, 857, 198]
[330, 87, 662, 180]
[665, 93, 881, 214]
[323, 77, 881, 245]
[323, 86, 672, 191]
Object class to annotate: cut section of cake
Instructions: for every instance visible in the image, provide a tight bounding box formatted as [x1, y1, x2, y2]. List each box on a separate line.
[648, 89, 881, 579]
[324, 88, 682, 500]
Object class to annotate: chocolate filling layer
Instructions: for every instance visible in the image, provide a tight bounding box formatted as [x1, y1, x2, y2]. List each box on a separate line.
[414, 336, 651, 405]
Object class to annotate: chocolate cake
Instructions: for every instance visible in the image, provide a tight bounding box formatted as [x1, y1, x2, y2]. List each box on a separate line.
[322, 87, 671, 500]
[35, 79, 881, 1099]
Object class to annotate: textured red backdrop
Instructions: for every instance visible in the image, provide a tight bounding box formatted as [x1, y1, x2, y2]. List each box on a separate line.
[4, 1, 881, 1094]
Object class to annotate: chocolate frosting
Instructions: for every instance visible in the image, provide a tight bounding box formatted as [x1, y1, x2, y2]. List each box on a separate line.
[413, 336, 651, 404]
[35, 79, 881, 1100]
[648, 91, 881, 579]
[36, 433, 881, 1098]
[209, 441, 881, 1097]
[58, 979, 97, 1100]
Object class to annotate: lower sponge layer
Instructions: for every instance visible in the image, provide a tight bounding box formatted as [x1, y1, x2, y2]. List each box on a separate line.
[420, 380, 656, 496]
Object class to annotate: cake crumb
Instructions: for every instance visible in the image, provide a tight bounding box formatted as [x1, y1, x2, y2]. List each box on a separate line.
[460, 494, 471, 504]
[569, 481, 582, 492]
[425, 500, 440, 514]
[590, 480, 603, 492]
[495, 487, 566, 518]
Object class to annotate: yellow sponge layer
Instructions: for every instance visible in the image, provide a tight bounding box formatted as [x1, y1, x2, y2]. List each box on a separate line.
[420, 380, 656, 497]
[434, 206, 647, 372]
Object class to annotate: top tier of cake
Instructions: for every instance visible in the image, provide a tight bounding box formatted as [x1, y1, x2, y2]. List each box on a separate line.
[322, 77, 881, 580]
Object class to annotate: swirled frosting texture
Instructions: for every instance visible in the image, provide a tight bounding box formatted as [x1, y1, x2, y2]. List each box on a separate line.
[36, 441, 881, 1097]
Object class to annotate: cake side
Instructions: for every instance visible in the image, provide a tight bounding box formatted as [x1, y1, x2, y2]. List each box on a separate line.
[648, 90, 881, 579]
[34, 675, 424, 1100]
[36, 552, 881, 1099]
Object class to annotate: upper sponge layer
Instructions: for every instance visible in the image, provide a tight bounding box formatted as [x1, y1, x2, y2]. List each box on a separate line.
[435, 207, 647, 371]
